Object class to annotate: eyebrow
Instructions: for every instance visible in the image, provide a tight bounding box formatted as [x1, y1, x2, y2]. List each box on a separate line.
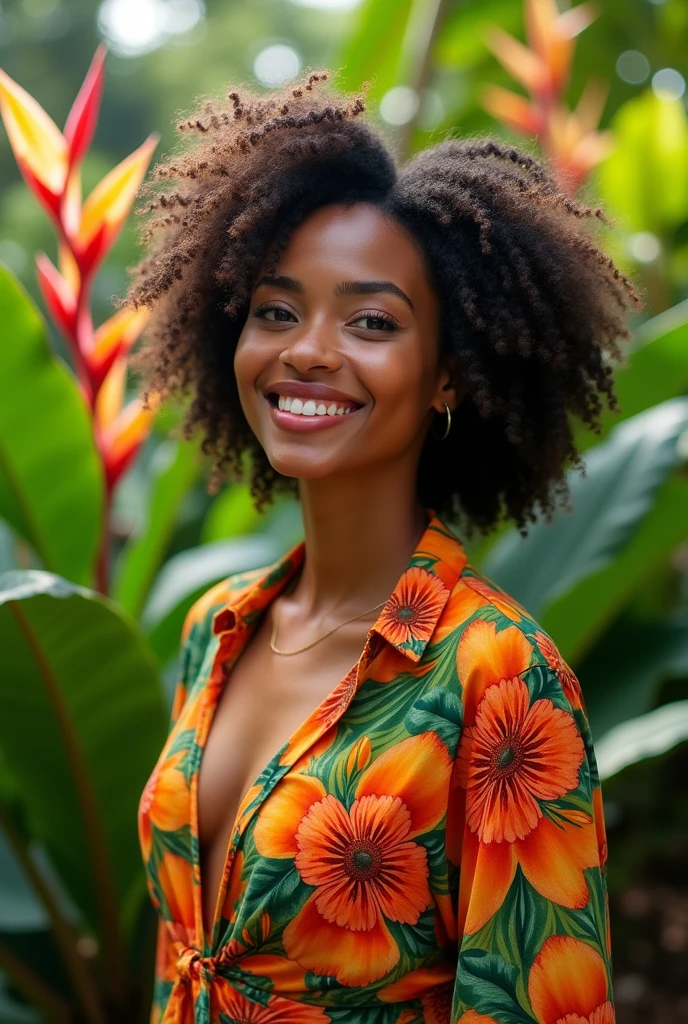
[254, 275, 414, 311]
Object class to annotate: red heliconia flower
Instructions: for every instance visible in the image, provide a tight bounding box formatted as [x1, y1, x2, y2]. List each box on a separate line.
[0, 47, 161, 588]
[482, 0, 613, 191]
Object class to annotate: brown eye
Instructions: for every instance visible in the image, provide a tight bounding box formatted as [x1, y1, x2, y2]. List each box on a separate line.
[252, 304, 296, 322]
[349, 310, 399, 332]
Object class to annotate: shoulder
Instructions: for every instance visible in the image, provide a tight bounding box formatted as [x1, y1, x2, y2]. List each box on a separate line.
[441, 561, 585, 715]
[180, 565, 268, 644]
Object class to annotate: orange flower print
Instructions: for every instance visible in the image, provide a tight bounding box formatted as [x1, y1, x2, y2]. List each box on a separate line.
[419, 981, 453, 1024]
[378, 567, 448, 646]
[534, 631, 583, 711]
[157, 852, 196, 933]
[253, 732, 452, 986]
[138, 748, 190, 862]
[316, 665, 359, 730]
[528, 936, 614, 1024]
[154, 919, 181, 984]
[458, 677, 584, 843]
[215, 984, 330, 1022]
[457, 1014, 498, 1024]
[377, 963, 456, 1003]
[462, 575, 524, 623]
[456, 678, 598, 934]
[293, 790, 431, 923]
[456, 618, 535, 728]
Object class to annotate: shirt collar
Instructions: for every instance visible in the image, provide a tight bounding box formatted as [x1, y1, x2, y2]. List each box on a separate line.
[212, 509, 467, 663]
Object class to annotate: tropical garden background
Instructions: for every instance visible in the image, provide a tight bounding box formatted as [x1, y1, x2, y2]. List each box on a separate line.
[0, 0, 687, 1020]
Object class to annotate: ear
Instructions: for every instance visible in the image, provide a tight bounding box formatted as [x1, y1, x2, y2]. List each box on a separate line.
[431, 354, 464, 414]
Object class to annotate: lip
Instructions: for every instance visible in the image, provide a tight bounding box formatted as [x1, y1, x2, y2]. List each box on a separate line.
[262, 392, 363, 433]
[263, 380, 364, 406]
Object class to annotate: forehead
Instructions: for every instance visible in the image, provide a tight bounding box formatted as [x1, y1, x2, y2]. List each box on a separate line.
[269, 202, 432, 293]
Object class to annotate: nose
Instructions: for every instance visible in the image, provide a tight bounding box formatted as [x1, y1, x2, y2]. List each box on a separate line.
[278, 319, 343, 374]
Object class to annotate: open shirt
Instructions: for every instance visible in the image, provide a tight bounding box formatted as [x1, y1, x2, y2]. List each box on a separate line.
[137, 510, 613, 1024]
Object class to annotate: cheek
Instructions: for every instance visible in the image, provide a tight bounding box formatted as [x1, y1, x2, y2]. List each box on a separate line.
[232, 332, 266, 432]
[233, 332, 263, 396]
[362, 340, 436, 415]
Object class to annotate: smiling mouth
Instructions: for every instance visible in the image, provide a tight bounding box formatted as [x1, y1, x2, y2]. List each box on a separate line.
[265, 392, 362, 417]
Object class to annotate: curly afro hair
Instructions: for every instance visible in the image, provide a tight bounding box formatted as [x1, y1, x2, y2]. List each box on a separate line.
[122, 69, 641, 539]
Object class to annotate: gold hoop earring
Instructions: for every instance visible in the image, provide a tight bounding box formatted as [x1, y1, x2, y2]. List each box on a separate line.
[433, 402, 451, 441]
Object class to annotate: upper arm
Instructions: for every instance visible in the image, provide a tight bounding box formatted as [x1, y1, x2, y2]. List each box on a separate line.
[449, 618, 613, 1022]
[166, 591, 216, 732]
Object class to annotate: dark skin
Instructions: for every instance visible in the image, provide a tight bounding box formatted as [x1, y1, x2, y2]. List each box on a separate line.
[196, 202, 461, 941]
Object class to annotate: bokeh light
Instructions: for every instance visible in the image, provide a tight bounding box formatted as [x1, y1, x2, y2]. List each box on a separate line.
[97, 0, 204, 56]
[651, 67, 686, 101]
[629, 231, 661, 263]
[616, 50, 650, 85]
[253, 44, 301, 86]
[379, 86, 419, 126]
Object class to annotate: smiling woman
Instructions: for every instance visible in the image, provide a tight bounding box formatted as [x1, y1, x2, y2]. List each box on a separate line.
[125, 70, 638, 1024]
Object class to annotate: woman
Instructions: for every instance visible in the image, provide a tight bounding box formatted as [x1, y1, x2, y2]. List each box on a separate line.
[131, 71, 639, 1024]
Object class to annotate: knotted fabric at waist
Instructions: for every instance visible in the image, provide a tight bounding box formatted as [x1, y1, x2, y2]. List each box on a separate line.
[162, 940, 454, 1024]
[161, 943, 222, 1024]
[175, 946, 218, 984]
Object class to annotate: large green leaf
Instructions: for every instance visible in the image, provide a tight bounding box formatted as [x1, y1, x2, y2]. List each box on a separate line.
[0, 266, 103, 586]
[574, 299, 688, 453]
[142, 535, 283, 665]
[0, 570, 166, 993]
[336, 0, 414, 97]
[113, 436, 202, 619]
[595, 700, 688, 781]
[481, 397, 688, 619]
[542, 475, 688, 663]
[579, 614, 688, 742]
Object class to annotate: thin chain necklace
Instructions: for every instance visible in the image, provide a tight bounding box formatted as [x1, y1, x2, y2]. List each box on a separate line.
[269, 596, 388, 656]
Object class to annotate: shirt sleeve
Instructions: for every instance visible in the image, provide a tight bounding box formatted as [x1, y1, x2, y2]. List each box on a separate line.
[166, 595, 214, 732]
[146, 597, 217, 1021]
[449, 641, 613, 1024]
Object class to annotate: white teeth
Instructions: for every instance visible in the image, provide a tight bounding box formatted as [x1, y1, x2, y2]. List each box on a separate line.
[275, 394, 357, 416]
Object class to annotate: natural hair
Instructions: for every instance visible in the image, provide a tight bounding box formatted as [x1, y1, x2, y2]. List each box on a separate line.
[122, 69, 641, 539]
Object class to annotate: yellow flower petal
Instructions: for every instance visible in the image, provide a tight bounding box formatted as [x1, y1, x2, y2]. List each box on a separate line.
[0, 68, 68, 194]
[482, 85, 542, 135]
[484, 26, 548, 94]
[95, 354, 127, 432]
[92, 307, 149, 367]
[78, 133, 158, 249]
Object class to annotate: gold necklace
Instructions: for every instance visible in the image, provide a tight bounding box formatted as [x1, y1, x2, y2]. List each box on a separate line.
[269, 597, 388, 656]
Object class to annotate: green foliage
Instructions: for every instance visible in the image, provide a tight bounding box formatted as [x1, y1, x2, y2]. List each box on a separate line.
[0, 266, 103, 586]
[113, 436, 203, 618]
[1, 0, 688, 1018]
[482, 398, 688, 625]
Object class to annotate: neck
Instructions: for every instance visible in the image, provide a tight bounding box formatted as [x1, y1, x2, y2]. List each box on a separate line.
[292, 461, 429, 617]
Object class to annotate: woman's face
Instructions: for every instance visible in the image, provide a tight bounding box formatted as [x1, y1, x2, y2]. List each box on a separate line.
[234, 201, 456, 484]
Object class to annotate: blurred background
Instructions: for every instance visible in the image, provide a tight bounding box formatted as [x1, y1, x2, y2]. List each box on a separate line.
[0, 0, 687, 1021]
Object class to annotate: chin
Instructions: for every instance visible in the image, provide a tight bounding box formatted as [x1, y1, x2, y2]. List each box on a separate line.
[265, 450, 348, 481]
[268, 460, 336, 481]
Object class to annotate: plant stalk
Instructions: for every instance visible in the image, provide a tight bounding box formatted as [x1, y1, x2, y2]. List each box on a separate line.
[0, 806, 108, 1024]
[0, 939, 72, 1024]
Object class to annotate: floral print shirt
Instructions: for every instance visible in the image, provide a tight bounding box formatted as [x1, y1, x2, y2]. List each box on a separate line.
[137, 510, 613, 1024]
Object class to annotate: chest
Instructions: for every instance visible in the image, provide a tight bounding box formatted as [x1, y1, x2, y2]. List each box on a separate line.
[195, 613, 370, 933]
